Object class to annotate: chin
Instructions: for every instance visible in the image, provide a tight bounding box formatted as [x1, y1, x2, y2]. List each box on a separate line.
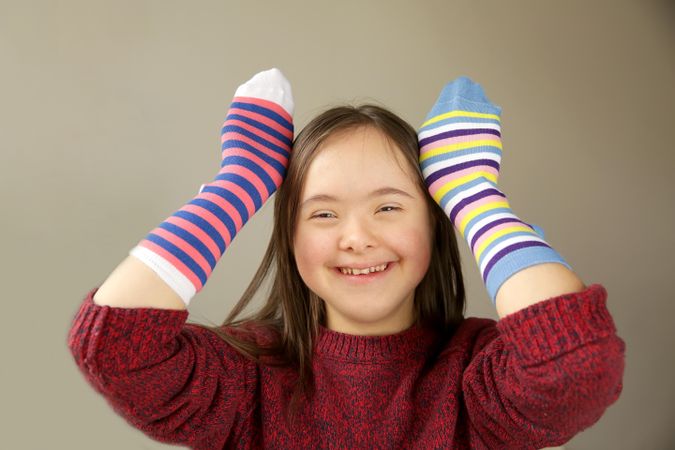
[323, 297, 413, 332]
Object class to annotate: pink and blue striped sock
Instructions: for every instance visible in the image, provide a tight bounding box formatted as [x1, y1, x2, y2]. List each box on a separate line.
[418, 76, 571, 305]
[130, 68, 294, 306]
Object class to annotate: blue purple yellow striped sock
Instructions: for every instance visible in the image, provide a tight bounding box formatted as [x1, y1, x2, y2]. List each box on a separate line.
[418, 76, 571, 305]
[130, 68, 294, 305]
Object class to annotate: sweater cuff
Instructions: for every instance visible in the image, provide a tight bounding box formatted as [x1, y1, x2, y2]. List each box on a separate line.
[496, 284, 617, 366]
[69, 286, 190, 374]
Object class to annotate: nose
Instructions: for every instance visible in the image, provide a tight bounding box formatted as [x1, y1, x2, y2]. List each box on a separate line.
[338, 215, 377, 253]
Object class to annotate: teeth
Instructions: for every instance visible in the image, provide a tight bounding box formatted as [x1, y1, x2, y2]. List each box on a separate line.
[340, 263, 388, 275]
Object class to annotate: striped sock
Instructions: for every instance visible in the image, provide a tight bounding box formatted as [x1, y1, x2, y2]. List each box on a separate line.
[129, 68, 294, 306]
[418, 76, 571, 305]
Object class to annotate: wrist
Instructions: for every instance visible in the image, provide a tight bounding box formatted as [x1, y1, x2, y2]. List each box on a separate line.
[450, 194, 573, 306]
[495, 263, 585, 319]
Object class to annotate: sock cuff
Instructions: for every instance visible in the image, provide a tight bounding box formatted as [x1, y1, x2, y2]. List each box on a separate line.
[485, 246, 572, 305]
[129, 246, 196, 306]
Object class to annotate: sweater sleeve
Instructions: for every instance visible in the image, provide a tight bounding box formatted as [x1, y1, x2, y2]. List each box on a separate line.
[462, 283, 625, 449]
[66, 286, 258, 448]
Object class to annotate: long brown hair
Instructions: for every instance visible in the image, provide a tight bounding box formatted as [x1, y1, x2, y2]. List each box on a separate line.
[191, 103, 466, 424]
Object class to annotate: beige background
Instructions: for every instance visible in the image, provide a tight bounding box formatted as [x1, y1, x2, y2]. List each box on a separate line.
[2, 0, 673, 448]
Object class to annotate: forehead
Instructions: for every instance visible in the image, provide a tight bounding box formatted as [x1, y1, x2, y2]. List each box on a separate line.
[301, 126, 418, 196]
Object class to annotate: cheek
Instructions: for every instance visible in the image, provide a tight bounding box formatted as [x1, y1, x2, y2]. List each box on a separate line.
[293, 226, 332, 273]
[393, 217, 434, 279]
[398, 228, 432, 264]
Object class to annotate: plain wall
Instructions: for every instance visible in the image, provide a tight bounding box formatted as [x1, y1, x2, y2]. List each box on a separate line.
[2, 0, 674, 448]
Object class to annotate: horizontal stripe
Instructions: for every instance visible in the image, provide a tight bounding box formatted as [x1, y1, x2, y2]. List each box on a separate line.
[426, 159, 500, 186]
[420, 133, 502, 157]
[150, 224, 214, 279]
[418, 121, 500, 141]
[221, 140, 287, 182]
[470, 216, 527, 250]
[167, 214, 223, 265]
[420, 152, 501, 180]
[432, 172, 498, 206]
[222, 116, 292, 153]
[213, 171, 263, 211]
[418, 127, 500, 148]
[440, 178, 500, 216]
[452, 191, 509, 228]
[428, 167, 499, 207]
[438, 184, 507, 224]
[204, 179, 257, 220]
[173, 207, 232, 260]
[218, 165, 269, 205]
[186, 196, 241, 247]
[449, 187, 505, 224]
[465, 209, 518, 243]
[228, 105, 294, 139]
[221, 122, 289, 165]
[230, 100, 293, 134]
[232, 95, 294, 127]
[420, 138, 502, 163]
[143, 233, 209, 289]
[192, 189, 247, 232]
[480, 234, 548, 273]
[475, 225, 538, 262]
[458, 199, 509, 236]
[421, 110, 501, 128]
[420, 147, 501, 173]
[221, 155, 277, 198]
[483, 241, 550, 282]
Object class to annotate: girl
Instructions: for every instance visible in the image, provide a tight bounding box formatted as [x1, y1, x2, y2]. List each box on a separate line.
[68, 69, 625, 449]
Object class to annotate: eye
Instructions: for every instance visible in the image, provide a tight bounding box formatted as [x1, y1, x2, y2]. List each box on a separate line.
[378, 206, 401, 213]
[310, 212, 336, 219]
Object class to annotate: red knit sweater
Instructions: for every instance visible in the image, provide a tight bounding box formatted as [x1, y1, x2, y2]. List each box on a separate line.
[67, 283, 624, 449]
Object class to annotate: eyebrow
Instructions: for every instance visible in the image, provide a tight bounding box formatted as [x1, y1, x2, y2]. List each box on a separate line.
[300, 186, 415, 209]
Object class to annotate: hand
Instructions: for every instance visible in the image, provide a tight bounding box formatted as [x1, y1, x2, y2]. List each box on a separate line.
[132, 68, 294, 305]
[417, 76, 571, 306]
[417, 76, 503, 236]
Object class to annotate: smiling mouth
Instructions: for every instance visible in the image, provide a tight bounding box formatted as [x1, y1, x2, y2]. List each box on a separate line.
[338, 263, 388, 275]
[334, 262, 394, 279]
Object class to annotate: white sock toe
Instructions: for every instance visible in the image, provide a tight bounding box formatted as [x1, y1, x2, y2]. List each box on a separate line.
[234, 68, 294, 116]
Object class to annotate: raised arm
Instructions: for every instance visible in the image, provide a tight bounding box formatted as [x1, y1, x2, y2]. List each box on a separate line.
[94, 67, 294, 310]
[68, 68, 294, 446]
[93, 254, 186, 309]
[495, 262, 586, 318]
[417, 77, 624, 446]
[417, 76, 574, 309]
[462, 284, 625, 448]
[69, 287, 256, 447]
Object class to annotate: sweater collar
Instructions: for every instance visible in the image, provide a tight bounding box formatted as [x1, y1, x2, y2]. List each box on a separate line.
[314, 322, 440, 362]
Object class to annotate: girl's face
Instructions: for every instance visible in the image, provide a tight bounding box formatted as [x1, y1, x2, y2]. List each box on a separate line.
[293, 126, 433, 336]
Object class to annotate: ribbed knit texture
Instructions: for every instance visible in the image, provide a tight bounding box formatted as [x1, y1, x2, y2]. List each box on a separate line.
[418, 76, 572, 305]
[67, 284, 625, 449]
[129, 69, 293, 306]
